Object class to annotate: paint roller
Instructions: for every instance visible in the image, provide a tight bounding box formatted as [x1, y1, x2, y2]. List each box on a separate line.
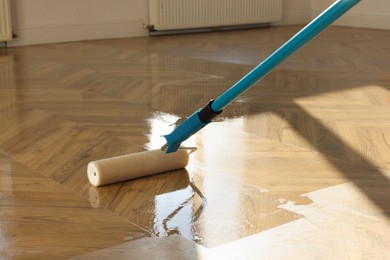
[87, 0, 361, 187]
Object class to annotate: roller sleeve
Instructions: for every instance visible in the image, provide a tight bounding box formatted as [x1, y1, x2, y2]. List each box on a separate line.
[87, 149, 189, 187]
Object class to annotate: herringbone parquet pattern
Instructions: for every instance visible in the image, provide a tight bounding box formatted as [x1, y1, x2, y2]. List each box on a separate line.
[1, 26, 389, 258]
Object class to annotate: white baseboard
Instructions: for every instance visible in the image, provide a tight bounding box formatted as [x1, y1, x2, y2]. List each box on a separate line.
[312, 11, 390, 30]
[9, 19, 148, 46]
[273, 10, 312, 26]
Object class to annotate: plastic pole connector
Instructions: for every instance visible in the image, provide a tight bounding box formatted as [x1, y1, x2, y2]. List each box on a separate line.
[198, 100, 222, 123]
[163, 110, 208, 153]
[163, 100, 223, 153]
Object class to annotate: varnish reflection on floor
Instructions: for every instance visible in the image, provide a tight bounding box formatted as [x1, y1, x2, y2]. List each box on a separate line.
[0, 25, 389, 258]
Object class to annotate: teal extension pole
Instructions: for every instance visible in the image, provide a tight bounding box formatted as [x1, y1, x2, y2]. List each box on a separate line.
[163, 0, 361, 153]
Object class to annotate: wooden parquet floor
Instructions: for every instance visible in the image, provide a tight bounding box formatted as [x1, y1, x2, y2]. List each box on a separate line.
[1, 25, 389, 259]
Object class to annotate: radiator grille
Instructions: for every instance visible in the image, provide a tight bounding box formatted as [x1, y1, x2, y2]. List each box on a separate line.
[150, 0, 282, 31]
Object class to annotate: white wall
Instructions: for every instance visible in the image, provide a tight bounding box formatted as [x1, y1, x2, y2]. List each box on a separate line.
[311, 0, 390, 30]
[10, 0, 148, 46]
[274, 0, 312, 26]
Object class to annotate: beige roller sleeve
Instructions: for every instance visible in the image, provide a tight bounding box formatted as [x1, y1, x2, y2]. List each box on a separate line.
[87, 149, 189, 187]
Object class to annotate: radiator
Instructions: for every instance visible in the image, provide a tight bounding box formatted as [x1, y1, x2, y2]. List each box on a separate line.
[149, 0, 282, 31]
[0, 0, 12, 41]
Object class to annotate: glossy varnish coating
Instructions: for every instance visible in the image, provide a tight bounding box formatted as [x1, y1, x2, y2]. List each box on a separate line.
[0, 26, 389, 258]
